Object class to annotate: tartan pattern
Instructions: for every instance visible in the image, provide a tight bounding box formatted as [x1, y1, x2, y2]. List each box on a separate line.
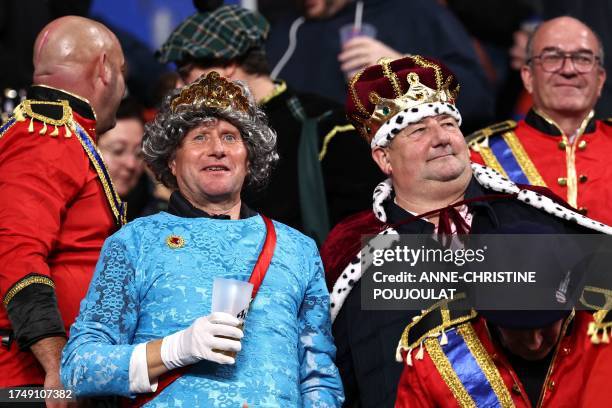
[157, 5, 269, 64]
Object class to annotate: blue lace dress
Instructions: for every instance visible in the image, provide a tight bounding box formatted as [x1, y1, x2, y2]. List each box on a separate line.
[60, 212, 344, 407]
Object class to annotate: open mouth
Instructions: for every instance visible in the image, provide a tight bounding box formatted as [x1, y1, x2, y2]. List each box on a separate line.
[203, 165, 229, 172]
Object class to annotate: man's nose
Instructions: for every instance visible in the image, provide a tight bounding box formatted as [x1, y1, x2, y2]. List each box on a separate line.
[559, 55, 578, 75]
[523, 330, 545, 351]
[208, 135, 226, 157]
[431, 123, 451, 146]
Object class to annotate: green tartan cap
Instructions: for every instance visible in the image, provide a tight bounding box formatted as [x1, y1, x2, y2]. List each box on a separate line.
[157, 5, 270, 64]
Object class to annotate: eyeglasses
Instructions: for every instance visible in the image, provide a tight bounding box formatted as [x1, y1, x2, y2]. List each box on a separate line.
[527, 50, 601, 73]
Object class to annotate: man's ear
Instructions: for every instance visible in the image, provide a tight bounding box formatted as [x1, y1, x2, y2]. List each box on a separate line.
[372, 146, 392, 176]
[169, 156, 177, 177]
[222, 62, 238, 79]
[520, 64, 534, 95]
[596, 66, 607, 97]
[98, 52, 111, 85]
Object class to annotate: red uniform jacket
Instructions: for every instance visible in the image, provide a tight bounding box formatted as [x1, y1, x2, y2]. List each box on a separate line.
[396, 311, 609, 407]
[469, 109, 612, 226]
[0, 88, 121, 386]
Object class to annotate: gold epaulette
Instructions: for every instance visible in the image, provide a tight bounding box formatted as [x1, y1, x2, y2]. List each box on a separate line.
[395, 293, 476, 365]
[588, 309, 612, 344]
[13, 99, 76, 138]
[466, 120, 517, 149]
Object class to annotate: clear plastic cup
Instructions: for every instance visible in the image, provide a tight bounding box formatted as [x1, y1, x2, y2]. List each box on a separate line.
[339, 22, 377, 45]
[339, 22, 377, 80]
[211, 277, 253, 357]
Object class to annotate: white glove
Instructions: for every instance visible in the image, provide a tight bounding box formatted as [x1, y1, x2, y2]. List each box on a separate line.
[160, 312, 244, 369]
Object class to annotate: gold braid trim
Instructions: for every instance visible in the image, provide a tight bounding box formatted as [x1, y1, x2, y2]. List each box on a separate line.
[587, 307, 612, 344]
[501, 131, 547, 187]
[480, 148, 508, 177]
[16, 100, 72, 126]
[411, 55, 443, 91]
[74, 124, 126, 225]
[581, 286, 612, 310]
[398, 293, 477, 351]
[33, 84, 97, 120]
[12, 100, 76, 138]
[566, 111, 594, 208]
[3, 275, 55, 306]
[380, 58, 403, 98]
[426, 337, 477, 408]
[258, 80, 287, 105]
[349, 69, 370, 117]
[457, 324, 515, 408]
[318, 124, 355, 161]
[0, 118, 17, 140]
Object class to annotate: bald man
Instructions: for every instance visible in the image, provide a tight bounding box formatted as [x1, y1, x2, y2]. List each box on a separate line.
[0, 16, 126, 395]
[469, 16, 612, 226]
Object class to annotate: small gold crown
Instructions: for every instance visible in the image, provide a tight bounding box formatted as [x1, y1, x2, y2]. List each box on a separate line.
[171, 71, 250, 114]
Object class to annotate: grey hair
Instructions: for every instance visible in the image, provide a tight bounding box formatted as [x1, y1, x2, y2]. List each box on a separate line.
[142, 80, 278, 190]
[526, 17, 605, 64]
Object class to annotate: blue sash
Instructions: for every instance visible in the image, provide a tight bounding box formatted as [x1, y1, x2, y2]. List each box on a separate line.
[442, 328, 504, 407]
[489, 136, 529, 185]
[0, 117, 16, 138]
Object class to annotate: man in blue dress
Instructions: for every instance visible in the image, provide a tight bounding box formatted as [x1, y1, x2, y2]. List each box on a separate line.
[60, 72, 344, 407]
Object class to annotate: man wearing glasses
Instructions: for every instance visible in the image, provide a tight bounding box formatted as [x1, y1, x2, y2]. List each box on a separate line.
[469, 16, 612, 226]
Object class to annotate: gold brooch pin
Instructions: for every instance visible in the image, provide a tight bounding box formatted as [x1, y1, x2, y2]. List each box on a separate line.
[166, 235, 185, 249]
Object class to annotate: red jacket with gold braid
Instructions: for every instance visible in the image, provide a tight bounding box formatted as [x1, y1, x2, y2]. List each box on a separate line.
[0, 85, 124, 386]
[469, 109, 612, 226]
[395, 308, 611, 408]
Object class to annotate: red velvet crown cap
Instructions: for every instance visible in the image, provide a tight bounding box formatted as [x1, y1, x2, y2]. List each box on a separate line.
[346, 55, 461, 144]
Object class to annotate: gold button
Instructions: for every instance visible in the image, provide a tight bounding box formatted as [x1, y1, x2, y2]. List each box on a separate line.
[579, 207, 588, 215]
[563, 347, 571, 355]
[578, 140, 587, 150]
[557, 177, 567, 186]
[579, 174, 588, 183]
[558, 140, 567, 150]
[548, 380, 555, 391]
[512, 383, 521, 394]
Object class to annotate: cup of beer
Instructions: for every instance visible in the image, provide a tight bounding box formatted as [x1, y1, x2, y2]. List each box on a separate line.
[211, 277, 253, 358]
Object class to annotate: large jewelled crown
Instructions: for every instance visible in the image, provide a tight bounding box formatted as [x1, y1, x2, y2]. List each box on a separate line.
[171, 71, 250, 113]
[346, 55, 462, 147]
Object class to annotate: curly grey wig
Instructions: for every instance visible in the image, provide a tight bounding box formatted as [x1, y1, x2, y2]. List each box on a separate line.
[143, 79, 278, 190]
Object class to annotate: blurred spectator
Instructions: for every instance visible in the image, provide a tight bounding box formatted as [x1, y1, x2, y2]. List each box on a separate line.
[469, 16, 612, 226]
[157, 1, 383, 245]
[101, 23, 170, 109]
[98, 97, 145, 200]
[266, 0, 494, 134]
[445, 0, 536, 120]
[98, 97, 169, 221]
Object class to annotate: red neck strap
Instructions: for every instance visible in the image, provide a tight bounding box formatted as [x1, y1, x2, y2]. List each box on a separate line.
[249, 215, 276, 298]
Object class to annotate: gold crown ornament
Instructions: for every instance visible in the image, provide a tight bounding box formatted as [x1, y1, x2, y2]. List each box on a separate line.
[171, 71, 250, 114]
